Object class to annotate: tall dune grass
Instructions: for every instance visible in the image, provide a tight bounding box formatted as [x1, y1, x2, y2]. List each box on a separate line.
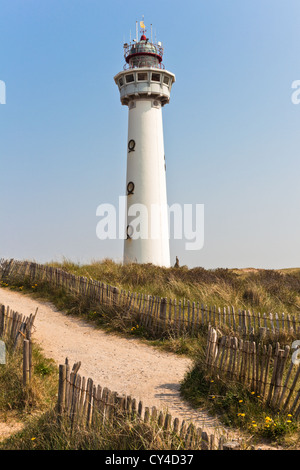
[48, 259, 300, 316]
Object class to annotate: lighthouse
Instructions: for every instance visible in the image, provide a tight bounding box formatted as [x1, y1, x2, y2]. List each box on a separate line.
[114, 21, 175, 267]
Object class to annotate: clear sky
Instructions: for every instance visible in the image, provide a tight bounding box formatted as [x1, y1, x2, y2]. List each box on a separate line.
[0, 0, 299, 269]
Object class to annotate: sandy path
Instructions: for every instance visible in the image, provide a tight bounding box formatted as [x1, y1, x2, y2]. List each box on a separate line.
[0, 287, 228, 436]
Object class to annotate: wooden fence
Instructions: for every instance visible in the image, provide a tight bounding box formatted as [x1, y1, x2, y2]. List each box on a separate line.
[1, 258, 300, 338]
[206, 325, 300, 417]
[0, 303, 36, 386]
[57, 358, 239, 450]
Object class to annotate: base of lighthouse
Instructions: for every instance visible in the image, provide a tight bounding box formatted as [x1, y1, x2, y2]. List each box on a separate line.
[124, 98, 170, 267]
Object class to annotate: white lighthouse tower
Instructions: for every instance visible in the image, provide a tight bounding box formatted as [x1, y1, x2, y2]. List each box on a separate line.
[114, 21, 175, 267]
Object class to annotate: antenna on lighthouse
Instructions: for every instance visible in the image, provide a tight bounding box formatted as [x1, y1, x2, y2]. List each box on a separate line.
[150, 24, 153, 43]
[135, 21, 138, 41]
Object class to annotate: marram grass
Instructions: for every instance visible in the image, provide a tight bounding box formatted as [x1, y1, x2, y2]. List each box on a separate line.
[47, 259, 300, 316]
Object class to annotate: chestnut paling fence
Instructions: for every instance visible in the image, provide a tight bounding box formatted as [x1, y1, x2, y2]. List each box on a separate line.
[3, 260, 300, 444]
[205, 325, 300, 417]
[0, 301, 238, 450]
[0, 303, 36, 387]
[1, 258, 300, 339]
[57, 358, 236, 450]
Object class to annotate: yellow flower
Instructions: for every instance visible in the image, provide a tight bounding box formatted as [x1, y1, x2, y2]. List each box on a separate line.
[287, 420, 292, 423]
[239, 400, 243, 403]
[287, 414, 292, 417]
[252, 424, 257, 427]
[31, 437, 36, 440]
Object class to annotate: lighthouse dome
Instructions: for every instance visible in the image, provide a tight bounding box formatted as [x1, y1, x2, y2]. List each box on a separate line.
[129, 40, 157, 56]
[125, 36, 163, 68]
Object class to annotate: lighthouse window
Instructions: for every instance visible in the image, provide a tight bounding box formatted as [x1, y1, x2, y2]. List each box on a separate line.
[127, 182, 135, 194]
[126, 74, 135, 83]
[152, 100, 160, 108]
[163, 76, 169, 85]
[119, 77, 124, 87]
[126, 225, 134, 239]
[137, 72, 148, 81]
[151, 73, 161, 82]
[128, 139, 136, 151]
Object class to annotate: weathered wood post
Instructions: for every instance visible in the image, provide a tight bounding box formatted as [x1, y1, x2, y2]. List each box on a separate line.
[200, 431, 209, 450]
[112, 286, 119, 308]
[57, 364, 67, 420]
[0, 304, 5, 337]
[259, 327, 267, 340]
[23, 339, 30, 387]
[159, 297, 167, 334]
[26, 328, 32, 382]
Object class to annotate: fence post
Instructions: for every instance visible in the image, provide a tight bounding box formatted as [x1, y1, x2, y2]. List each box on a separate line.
[112, 287, 119, 307]
[206, 326, 218, 367]
[58, 364, 67, 418]
[23, 339, 30, 387]
[0, 305, 4, 337]
[159, 297, 167, 333]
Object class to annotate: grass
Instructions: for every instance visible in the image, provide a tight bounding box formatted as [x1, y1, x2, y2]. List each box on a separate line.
[0, 330, 193, 450]
[0, 276, 206, 360]
[46, 259, 300, 316]
[0, 344, 191, 451]
[1, 259, 300, 448]
[2, 258, 300, 358]
[0, 408, 192, 451]
[0, 337, 57, 437]
[180, 353, 300, 446]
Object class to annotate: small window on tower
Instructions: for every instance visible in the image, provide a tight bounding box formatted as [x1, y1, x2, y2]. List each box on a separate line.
[127, 182, 135, 194]
[151, 73, 161, 82]
[126, 74, 135, 83]
[119, 77, 124, 87]
[163, 76, 169, 85]
[152, 100, 160, 108]
[126, 225, 134, 239]
[137, 72, 148, 81]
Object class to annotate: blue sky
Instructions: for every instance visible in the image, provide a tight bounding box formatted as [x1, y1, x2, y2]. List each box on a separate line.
[0, 0, 299, 269]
